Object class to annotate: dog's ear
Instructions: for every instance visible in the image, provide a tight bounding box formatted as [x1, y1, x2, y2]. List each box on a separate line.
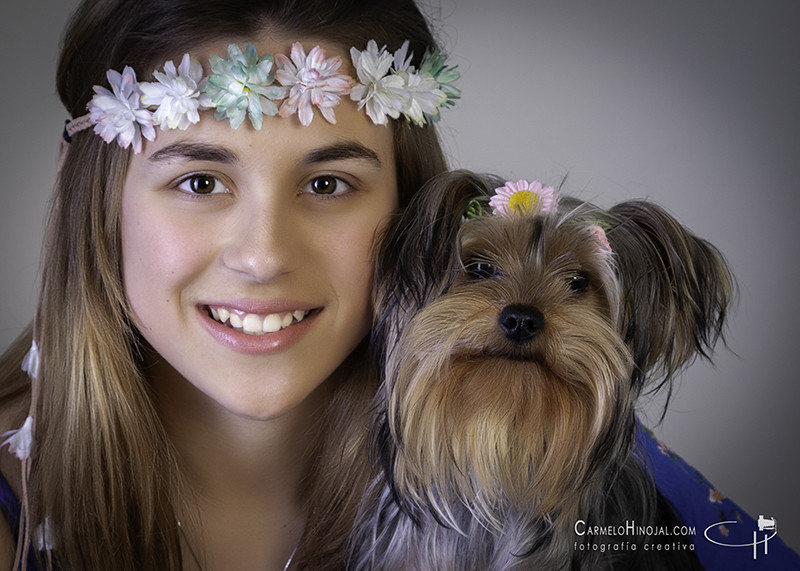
[372, 170, 493, 361]
[603, 201, 735, 398]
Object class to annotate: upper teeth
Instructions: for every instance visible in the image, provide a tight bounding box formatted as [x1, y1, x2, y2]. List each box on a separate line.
[209, 307, 310, 335]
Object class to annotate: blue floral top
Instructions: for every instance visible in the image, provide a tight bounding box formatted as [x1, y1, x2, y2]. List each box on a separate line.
[635, 421, 800, 569]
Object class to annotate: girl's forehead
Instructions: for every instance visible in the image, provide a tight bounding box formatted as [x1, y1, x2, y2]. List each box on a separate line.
[193, 35, 354, 72]
[130, 88, 395, 179]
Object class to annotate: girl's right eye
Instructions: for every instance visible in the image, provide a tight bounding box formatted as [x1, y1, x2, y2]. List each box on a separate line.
[175, 174, 229, 195]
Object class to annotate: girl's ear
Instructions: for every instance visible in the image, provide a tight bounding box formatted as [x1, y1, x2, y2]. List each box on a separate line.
[372, 170, 492, 364]
[602, 200, 736, 396]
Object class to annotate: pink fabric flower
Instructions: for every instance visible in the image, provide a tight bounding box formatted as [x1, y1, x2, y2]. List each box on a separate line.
[489, 180, 555, 217]
[276, 43, 353, 125]
[588, 224, 613, 256]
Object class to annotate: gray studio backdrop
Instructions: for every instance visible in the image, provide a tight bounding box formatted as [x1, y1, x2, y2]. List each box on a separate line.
[1, 0, 798, 551]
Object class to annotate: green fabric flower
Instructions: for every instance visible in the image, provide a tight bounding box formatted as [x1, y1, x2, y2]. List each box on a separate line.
[203, 44, 284, 130]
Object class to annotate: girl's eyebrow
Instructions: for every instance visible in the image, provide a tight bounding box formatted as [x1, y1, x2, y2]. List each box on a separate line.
[148, 142, 240, 164]
[303, 142, 383, 168]
[147, 140, 382, 168]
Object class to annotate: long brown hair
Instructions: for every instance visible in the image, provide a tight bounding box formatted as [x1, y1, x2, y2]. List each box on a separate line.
[0, 0, 450, 568]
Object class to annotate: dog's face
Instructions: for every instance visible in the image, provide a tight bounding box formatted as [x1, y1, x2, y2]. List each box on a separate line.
[380, 197, 634, 529]
[363, 170, 732, 567]
[372, 170, 732, 538]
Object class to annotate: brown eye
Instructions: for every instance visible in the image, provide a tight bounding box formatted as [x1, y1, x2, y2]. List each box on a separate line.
[311, 176, 336, 195]
[568, 271, 590, 293]
[177, 174, 225, 195]
[303, 175, 352, 197]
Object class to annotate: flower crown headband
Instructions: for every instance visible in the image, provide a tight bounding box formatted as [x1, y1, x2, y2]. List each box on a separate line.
[64, 40, 461, 154]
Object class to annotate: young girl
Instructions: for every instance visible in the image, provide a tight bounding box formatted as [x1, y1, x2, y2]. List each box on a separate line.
[0, 0, 452, 568]
[2, 1, 798, 570]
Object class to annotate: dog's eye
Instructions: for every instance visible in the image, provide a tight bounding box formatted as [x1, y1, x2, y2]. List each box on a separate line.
[465, 261, 499, 279]
[567, 271, 590, 293]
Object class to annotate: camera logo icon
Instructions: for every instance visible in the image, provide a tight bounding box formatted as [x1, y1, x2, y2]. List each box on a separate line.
[757, 515, 776, 532]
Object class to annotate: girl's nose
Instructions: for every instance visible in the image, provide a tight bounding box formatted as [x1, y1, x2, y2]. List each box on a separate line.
[220, 195, 298, 283]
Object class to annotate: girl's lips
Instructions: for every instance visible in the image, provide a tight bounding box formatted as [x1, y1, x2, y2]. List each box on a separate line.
[197, 303, 320, 355]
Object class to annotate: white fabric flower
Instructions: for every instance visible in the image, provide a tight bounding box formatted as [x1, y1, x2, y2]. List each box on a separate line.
[204, 44, 283, 130]
[1, 416, 34, 460]
[21, 339, 39, 380]
[398, 71, 445, 127]
[275, 43, 352, 126]
[88, 66, 155, 153]
[140, 54, 212, 130]
[392, 40, 414, 73]
[350, 40, 409, 125]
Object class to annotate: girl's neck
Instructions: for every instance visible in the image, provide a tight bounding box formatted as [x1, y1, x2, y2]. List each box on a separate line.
[149, 359, 328, 570]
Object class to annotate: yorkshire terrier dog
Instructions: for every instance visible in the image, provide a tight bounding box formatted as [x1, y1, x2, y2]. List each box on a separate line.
[350, 170, 733, 569]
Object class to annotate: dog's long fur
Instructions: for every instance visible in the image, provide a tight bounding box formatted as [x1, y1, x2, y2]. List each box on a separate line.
[351, 170, 733, 569]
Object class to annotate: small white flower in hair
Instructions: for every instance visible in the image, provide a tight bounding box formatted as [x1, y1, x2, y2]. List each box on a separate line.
[140, 54, 213, 130]
[22, 339, 40, 380]
[35, 517, 56, 551]
[88, 66, 155, 153]
[276, 43, 353, 126]
[1, 416, 34, 460]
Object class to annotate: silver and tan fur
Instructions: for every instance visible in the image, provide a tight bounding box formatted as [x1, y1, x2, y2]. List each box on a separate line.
[350, 170, 733, 569]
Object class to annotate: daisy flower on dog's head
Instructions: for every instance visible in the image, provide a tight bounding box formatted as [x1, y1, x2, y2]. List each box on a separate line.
[490, 179, 555, 216]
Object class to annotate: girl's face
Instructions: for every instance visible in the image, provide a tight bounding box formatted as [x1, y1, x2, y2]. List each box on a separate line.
[120, 39, 398, 421]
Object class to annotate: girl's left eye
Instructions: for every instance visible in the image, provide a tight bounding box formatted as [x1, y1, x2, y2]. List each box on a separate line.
[176, 174, 228, 195]
[301, 175, 352, 197]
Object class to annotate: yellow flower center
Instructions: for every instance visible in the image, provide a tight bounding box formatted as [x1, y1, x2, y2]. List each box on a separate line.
[508, 190, 540, 214]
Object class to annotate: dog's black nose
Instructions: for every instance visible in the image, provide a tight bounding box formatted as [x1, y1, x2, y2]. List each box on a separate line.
[499, 304, 544, 343]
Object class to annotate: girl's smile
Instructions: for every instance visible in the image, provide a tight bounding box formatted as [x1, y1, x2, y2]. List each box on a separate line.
[199, 301, 318, 355]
